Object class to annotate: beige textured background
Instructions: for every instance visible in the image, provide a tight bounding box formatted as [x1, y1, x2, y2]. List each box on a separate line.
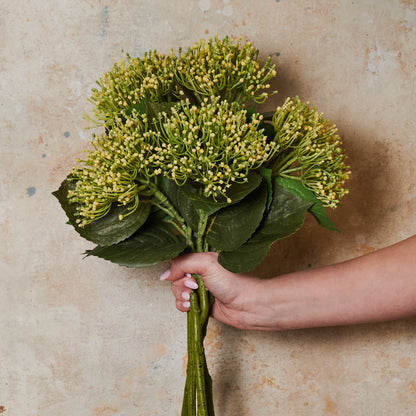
[1, 0, 416, 415]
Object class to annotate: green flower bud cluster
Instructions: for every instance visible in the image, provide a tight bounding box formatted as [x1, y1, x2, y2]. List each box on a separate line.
[87, 51, 177, 125]
[271, 97, 350, 208]
[69, 98, 278, 225]
[85, 36, 277, 126]
[68, 111, 154, 226]
[149, 98, 278, 201]
[176, 35, 277, 104]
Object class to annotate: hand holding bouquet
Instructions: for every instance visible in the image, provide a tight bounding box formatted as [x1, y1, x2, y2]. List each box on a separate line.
[54, 36, 349, 415]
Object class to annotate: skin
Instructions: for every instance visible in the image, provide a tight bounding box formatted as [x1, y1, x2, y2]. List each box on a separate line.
[160, 235, 416, 330]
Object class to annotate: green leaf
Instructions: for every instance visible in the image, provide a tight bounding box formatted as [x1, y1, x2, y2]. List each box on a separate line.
[218, 182, 312, 272]
[125, 98, 148, 117]
[218, 241, 273, 273]
[146, 101, 177, 121]
[276, 176, 339, 232]
[260, 120, 275, 141]
[52, 177, 151, 246]
[246, 107, 275, 140]
[124, 100, 178, 126]
[246, 105, 258, 119]
[206, 181, 268, 251]
[258, 183, 312, 238]
[181, 171, 262, 215]
[85, 216, 187, 267]
[258, 166, 273, 209]
[160, 177, 200, 232]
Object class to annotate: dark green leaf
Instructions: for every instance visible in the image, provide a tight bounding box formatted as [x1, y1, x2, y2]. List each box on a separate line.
[52, 177, 151, 246]
[246, 105, 258, 119]
[181, 171, 262, 215]
[159, 177, 200, 232]
[218, 182, 312, 272]
[260, 110, 275, 121]
[260, 120, 275, 141]
[246, 107, 275, 139]
[124, 100, 178, 126]
[156, 174, 170, 195]
[146, 101, 177, 121]
[206, 181, 267, 251]
[276, 176, 339, 232]
[85, 216, 187, 267]
[218, 240, 272, 274]
[259, 183, 312, 238]
[258, 166, 273, 209]
[125, 98, 148, 117]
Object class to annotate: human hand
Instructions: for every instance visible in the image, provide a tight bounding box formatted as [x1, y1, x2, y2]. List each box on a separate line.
[162, 235, 416, 331]
[160, 252, 268, 330]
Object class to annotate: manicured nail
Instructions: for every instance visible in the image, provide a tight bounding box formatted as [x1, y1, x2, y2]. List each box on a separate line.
[182, 291, 190, 301]
[184, 280, 198, 290]
[160, 268, 170, 281]
[183, 301, 191, 309]
[186, 273, 192, 278]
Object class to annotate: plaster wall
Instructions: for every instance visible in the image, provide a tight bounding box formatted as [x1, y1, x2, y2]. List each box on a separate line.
[1, 1, 416, 415]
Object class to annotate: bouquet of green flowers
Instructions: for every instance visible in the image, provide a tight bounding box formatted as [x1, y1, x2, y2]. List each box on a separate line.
[53, 36, 349, 415]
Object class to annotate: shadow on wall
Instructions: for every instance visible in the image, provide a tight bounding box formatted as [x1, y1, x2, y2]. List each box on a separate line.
[212, 325, 251, 416]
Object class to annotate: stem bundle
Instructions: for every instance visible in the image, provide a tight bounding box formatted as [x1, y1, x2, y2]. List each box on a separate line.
[181, 276, 215, 416]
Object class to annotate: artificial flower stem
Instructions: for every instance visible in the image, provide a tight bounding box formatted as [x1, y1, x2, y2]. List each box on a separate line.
[195, 275, 209, 329]
[272, 153, 297, 176]
[280, 165, 304, 174]
[151, 186, 195, 250]
[190, 292, 209, 416]
[278, 173, 303, 180]
[182, 281, 215, 416]
[196, 211, 209, 253]
[196, 277, 215, 415]
[203, 357, 215, 416]
[182, 303, 196, 416]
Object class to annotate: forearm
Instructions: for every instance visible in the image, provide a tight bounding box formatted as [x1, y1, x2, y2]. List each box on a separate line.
[245, 235, 416, 330]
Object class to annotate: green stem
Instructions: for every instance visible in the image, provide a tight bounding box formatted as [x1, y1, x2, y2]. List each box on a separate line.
[279, 172, 303, 180]
[280, 165, 304, 174]
[190, 292, 208, 416]
[197, 278, 215, 416]
[150, 184, 196, 251]
[182, 278, 215, 415]
[195, 275, 209, 331]
[184, 303, 196, 416]
[181, 210, 215, 416]
[196, 210, 209, 253]
[203, 357, 215, 416]
[272, 152, 298, 175]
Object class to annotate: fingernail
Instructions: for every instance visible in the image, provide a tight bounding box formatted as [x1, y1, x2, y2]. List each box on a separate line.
[182, 291, 190, 301]
[183, 301, 191, 309]
[160, 268, 170, 281]
[184, 280, 198, 290]
[186, 273, 192, 278]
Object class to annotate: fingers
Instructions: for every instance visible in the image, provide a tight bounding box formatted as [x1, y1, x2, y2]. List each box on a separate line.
[166, 273, 198, 312]
[161, 252, 219, 283]
[159, 252, 220, 313]
[176, 299, 190, 312]
[170, 274, 197, 298]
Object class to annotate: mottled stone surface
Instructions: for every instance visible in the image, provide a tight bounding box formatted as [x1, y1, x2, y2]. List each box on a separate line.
[1, 1, 416, 415]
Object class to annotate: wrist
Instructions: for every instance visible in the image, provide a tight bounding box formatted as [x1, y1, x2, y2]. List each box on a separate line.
[238, 277, 289, 331]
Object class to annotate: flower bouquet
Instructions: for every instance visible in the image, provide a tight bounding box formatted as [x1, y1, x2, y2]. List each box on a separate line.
[53, 36, 349, 415]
